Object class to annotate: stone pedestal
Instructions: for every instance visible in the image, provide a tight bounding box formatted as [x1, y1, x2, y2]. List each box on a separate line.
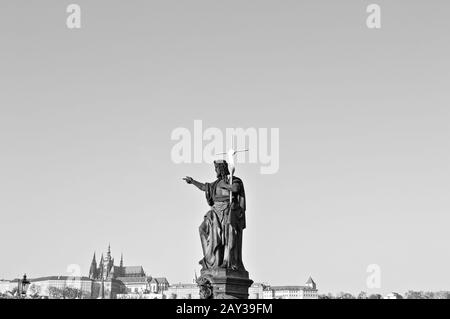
[197, 268, 253, 299]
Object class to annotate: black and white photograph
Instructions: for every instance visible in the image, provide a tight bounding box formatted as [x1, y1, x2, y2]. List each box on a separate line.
[0, 0, 449, 316]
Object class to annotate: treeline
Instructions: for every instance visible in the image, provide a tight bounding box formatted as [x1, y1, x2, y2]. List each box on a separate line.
[47, 286, 91, 299]
[319, 291, 450, 299]
[0, 285, 91, 299]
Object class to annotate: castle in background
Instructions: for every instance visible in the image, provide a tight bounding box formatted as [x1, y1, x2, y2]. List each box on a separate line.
[89, 244, 146, 281]
[88, 244, 169, 298]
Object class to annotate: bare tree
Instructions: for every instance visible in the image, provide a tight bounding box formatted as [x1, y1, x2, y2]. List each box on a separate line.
[357, 291, 368, 299]
[405, 291, 424, 299]
[62, 287, 83, 299]
[27, 284, 41, 298]
[48, 287, 63, 299]
[337, 292, 356, 299]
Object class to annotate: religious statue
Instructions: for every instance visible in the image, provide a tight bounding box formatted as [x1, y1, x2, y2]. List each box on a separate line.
[183, 160, 246, 272]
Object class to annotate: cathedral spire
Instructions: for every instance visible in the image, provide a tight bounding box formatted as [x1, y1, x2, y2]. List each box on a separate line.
[98, 253, 104, 279]
[89, 252, 98, 279]
[120, 253, 123, 268]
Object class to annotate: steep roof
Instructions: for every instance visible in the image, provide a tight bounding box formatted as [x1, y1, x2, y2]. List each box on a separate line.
[271, 285, 317, 291]
[121, 266, 145, 277]
[150, 277, 169, 285]
[306, 277, 316, 285]
[116, 277, 148, 284]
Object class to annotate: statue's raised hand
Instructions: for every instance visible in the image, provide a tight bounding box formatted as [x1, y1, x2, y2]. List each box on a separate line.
[183, 176, 194, 184]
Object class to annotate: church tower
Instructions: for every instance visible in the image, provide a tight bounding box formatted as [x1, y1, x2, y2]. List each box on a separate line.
[89, 245, 122, 281]
[107, 243, 111, 260]
[98, 244, 115, 279]
[89, 253, 98, 279]
[98, 253, 104, 279]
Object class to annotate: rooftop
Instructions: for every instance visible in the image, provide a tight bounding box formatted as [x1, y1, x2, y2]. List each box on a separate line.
[271, 285, 316, 291]
[170, 283, 198, 288]
[116, 276, 149, 284]
[30, 276, 92, 282]
[150, 277, 169, 285]
[122, 266, 146, 276]
[306, 277, 316, 285]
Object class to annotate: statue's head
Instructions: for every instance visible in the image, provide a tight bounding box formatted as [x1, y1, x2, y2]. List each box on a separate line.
[214, 160, 230, 179]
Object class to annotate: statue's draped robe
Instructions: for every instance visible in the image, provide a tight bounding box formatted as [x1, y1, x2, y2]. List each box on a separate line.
[199, 176, 246, 271]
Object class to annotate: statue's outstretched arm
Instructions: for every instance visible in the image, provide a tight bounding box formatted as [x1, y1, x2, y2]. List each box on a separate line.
[183, 176, 206, 191]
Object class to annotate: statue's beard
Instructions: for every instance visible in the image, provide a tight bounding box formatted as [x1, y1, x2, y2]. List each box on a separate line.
[217, 172, 228, 181]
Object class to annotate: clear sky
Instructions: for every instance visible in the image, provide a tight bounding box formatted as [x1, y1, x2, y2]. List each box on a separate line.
[1, 1, 449, 295]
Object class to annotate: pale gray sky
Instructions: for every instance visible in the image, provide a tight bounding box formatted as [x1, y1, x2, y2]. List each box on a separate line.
[1, 1, 449, 295]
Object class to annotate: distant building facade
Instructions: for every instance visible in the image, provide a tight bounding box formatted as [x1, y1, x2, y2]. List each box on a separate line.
[249, 283, 270, 299]
[29, 276, 94, 298]
[260, 277, 318, 299]
[149, 277, 170, 294]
